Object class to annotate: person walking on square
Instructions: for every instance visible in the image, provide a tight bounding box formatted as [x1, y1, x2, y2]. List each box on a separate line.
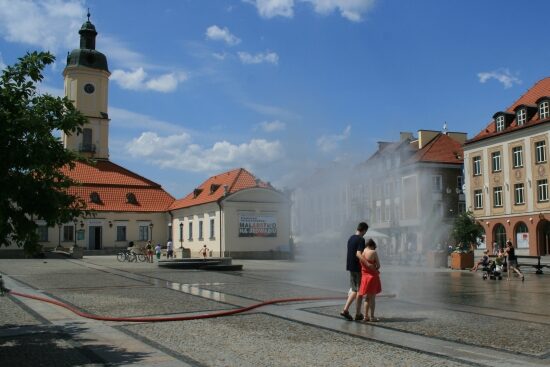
[359, 239, 382, 322]
[166, 240, 173, 259]
[146, 241, 153, 263]
[505, 240, 524, 281]
[340, 221, 370, 321]
[155, 243, 162, 260]
[199, 244, 210, 259]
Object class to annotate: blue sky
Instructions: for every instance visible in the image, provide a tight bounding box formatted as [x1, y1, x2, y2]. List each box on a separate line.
[1, 0, 550, 197]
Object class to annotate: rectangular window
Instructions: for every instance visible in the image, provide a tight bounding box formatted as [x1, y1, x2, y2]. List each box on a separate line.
[138, 225, 149, 241]
[431, 175, 442, 192]
[188, 222, 193, 240]
[198, 220, 203, 240]
[457, 176, 464, 192]
[514, 183, 525, 205]
[496, 115, 505, 131]
[474, 189, 483, 209]
[512, 146, 523, 168]
[540, 101, 549, 120]
[116, 226, 126, 241]
[538, 179, 549, 202]
[179, 223, 183, 242]
[384, 203, 391, 222]
[493, 186, 503, 207]
[375, 206, 381, 223]
[37, 225, 48, 242]
[63, 225, 74, 242]
[535, 141, 547, 163]
[517, 109, 526, 126]
[473, 156, 481, 176]
[209, 218, 215, 239]
[458, 202, 466, 213]
[491, 151, 501, 172]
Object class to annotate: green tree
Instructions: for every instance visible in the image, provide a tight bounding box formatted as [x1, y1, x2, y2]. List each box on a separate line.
[451, 211, 483, 252]
[0, 52, 89, 254]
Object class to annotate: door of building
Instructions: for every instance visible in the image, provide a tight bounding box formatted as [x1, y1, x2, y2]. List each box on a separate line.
[88, 226, 102, 250]
[537, 220, 550, 255]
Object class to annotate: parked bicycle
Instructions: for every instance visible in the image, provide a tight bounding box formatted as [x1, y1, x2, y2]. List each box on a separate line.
[116, 249, 146, 263]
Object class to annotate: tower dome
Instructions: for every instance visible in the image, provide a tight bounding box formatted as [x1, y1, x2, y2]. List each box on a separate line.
[66, 12, 109, 72]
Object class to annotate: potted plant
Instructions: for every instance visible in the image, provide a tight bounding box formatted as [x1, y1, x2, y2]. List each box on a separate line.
[450, 211, 483, 270]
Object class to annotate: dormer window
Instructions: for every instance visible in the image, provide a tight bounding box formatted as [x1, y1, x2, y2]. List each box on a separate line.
[495, 115, 505, 132]
[126, 192, 137, 204]
[540, 100, 550, 120]
[209, 184, 220, 194]
[193, 188, 203, 198]
[90, 192, 101, 204]
[516, 108, 526, 126]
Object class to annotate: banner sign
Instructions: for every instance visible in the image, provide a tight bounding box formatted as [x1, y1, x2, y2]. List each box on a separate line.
[239, 214, 277, 237]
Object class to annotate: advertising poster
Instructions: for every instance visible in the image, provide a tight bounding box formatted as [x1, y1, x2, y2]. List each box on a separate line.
[517, 232, 529, 249]
[239, 213, 277, 237]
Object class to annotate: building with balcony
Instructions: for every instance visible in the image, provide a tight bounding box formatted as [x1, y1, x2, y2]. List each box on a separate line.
[464, 77, 550, 255]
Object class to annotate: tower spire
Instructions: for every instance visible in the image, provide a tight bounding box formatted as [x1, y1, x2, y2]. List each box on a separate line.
[87, 8, 90, 21]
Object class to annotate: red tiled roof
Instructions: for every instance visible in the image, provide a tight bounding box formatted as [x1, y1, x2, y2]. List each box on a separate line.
[409, 134, 463, 165]
[169, 168, 270, 210]
[468, 77, 550, 144]
[63, 160, 175, 212]
[62, 160, 161, 187]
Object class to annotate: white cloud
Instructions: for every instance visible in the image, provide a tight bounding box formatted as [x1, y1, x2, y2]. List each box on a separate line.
[244, 0, 375, 21]
[206, 25, 241, 46]
[244, 101, 300, 120]
[316, 125, 351, 152]
[257, 120, 286, 132]
[0, 0, 83, 54]
[111, 67, 187, 93]
[212, 52, 227, 60]
[477, 68, 522, 89]
[126, 132, 284, 172]
[244, 0, 295, 18]
[302, 0, 376, 22]
[109, 107, 186, 134]
[238, 51, 279, 65]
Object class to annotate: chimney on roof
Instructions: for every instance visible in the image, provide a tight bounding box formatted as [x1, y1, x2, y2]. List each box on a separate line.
[223, 184, 228, 196]
[417, 130, 439, 149]
[400, 132, 413, 141]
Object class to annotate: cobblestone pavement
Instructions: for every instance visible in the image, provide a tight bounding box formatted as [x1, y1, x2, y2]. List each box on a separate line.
[1, 256, 549, 366]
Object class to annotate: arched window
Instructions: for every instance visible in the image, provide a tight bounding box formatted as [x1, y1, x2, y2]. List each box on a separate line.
[515, 222, 529, 249]
[126, 192, 137, 204]
[493, 223, 507, 250]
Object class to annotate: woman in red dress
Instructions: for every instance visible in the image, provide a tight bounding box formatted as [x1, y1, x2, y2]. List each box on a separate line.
[359, 239, 381, 322]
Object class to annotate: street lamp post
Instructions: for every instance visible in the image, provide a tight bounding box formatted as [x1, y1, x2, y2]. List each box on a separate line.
[73, 218, 78, 247]
[179, 222, 183, 248]
[149, 222, 154, 243]
[58, 224, 62, 248]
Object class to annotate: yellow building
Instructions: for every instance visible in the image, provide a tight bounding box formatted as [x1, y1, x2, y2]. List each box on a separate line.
[464, 77, 550, 255]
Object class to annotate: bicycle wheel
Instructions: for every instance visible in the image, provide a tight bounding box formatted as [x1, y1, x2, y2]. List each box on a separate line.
[117, 252, 125, 262]
[137, 254, 146, 262]
[128, 252, 137, 262]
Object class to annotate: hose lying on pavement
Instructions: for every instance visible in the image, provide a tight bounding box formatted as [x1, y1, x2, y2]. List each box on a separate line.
[9, 290, 343, 323]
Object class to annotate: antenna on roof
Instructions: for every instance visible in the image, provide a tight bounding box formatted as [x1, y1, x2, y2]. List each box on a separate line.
[442, 121, 448, 135]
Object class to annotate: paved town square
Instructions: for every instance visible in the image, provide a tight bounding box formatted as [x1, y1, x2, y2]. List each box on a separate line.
[1, 254, 549, 367]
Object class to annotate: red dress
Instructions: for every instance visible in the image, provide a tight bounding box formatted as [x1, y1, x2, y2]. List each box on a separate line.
[359, 258, 381, 296]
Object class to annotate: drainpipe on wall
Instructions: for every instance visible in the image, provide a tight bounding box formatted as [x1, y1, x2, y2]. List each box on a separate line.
[217, 200, 223, 258]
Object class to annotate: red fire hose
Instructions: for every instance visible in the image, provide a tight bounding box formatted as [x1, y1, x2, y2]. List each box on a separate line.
[10, 290, 343, 323]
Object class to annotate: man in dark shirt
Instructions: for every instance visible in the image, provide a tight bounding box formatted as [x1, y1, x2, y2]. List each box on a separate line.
[340, 221, 369, 321]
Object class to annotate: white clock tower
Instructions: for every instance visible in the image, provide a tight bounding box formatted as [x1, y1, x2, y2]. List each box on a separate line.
[62, 12, 111, 160]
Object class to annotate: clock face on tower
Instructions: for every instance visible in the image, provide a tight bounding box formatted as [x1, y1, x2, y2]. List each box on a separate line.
[84, 83, 95, 94]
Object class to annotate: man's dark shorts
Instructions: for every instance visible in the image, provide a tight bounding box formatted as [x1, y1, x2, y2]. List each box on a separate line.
[349, 271, 361, 292]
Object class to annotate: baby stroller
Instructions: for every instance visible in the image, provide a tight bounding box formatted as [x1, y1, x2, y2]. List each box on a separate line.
[482, 260, 503, 280]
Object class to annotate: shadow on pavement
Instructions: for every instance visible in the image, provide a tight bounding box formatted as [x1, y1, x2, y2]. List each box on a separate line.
[0, 322, 151, 366]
